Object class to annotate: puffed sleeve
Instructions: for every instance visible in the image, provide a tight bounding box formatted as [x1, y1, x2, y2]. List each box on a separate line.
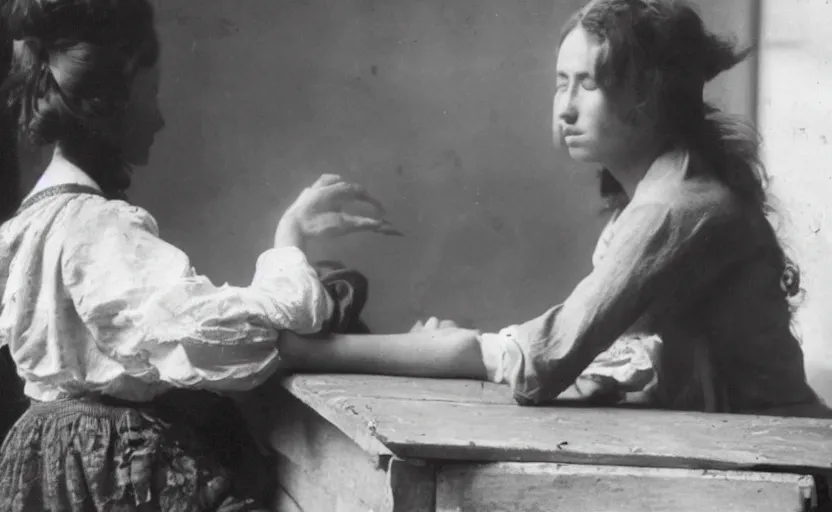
[478, 200, 749, 405]
[60, 202, 334, 392]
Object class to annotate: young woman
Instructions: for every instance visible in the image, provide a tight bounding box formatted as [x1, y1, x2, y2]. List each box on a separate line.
[1, 0, 826, 508]
[0, 0, 486, 510]
[424, 0, 831, 418]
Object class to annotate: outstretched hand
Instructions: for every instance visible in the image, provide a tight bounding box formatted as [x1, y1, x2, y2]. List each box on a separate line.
[410, 317, 460, 332]
[275, 174, 402, 250]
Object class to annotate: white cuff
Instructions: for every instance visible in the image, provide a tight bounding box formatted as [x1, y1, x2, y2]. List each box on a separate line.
[477, 330, 525, 386]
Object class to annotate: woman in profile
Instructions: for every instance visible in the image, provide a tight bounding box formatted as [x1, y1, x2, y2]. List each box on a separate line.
[422, 0, 831, 418]
[0, 0, 487, 510]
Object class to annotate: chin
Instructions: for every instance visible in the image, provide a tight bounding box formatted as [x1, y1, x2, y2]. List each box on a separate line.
[566, 147, 597, 163]
[125, 156, 150, 167]
[124, 147, 152, 167]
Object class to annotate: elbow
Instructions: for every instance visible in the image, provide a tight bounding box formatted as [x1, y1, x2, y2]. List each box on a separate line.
[510, 372, 570, 407]
[275, 330, 334, 372]
[510, 370, 544, 406]
[513, 392, 542, 407]
[157, 340, 283, 393]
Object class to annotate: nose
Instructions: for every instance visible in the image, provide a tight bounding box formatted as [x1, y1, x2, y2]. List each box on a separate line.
[555, 91, 578, 125]
[154, 107, 166, 133]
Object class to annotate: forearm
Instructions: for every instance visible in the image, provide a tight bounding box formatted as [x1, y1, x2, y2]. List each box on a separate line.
[277, 330, 488, 379]
[273, 218, 306, 253]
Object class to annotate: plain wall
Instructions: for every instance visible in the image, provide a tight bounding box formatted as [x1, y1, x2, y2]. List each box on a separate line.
[121, 0, 756, 336]
[758, 0, 832, 402]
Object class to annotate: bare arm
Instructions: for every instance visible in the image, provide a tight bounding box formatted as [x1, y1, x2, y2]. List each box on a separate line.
[277, 329, 488, 379]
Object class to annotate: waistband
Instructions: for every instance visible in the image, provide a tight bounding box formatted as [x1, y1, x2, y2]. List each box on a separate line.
[26, 394, 158, 422]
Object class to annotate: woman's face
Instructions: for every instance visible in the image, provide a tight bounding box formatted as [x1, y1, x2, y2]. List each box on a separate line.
[553, 27, 645, 168]
[120, 64, 165, 166]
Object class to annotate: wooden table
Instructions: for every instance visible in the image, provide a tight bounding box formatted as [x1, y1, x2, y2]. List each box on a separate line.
[246, 374, 832, 511]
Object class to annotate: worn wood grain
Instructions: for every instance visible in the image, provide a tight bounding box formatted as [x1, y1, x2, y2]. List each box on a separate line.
[274, 451, 370, 512]
[281, 374, 646, 406]
[275, 375, 394, 458]
[282, 375, 832, 473]
[385, 458, 436, 512]
[266, 388, 393, 510]
[284, 374, 515, 404]
[436, 463, 815, 512]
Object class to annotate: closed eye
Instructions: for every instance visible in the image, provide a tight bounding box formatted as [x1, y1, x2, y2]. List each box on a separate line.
[556, 71, 597, 92]
[581, 77, 598, 90]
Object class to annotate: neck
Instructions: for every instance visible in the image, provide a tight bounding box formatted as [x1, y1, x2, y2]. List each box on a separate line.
[29, 146, 101, 198]
[604, 145, 665, 199]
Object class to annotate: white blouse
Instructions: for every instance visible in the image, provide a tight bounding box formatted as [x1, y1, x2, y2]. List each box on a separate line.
[0, 192, 333, 402]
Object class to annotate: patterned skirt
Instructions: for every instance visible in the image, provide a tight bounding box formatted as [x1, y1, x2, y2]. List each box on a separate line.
[0, 392, 273, 511]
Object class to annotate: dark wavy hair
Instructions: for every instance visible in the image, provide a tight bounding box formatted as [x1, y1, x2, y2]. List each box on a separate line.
[0, 27, 17, 221]
[561, 0, 801, 299]
[0, 0, 159, 219]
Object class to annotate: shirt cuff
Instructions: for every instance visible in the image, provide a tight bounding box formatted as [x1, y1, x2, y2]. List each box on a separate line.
[477, 330, 525, 386]
[251, 246, 335, 334]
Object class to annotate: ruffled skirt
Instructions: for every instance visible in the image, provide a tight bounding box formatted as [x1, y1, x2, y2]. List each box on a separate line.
[0, 394, 271, 511]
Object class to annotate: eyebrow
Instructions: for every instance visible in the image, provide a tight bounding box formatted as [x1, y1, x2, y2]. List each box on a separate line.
[556, 70, 593, 80]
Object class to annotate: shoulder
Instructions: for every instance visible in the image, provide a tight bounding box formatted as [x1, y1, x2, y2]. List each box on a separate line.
[610, 150, 767, 268]
[57, 196, 170, 268]
[58, 195, 192, 282]
[62, 196, 161, 241]
[635, 150, 748, 235]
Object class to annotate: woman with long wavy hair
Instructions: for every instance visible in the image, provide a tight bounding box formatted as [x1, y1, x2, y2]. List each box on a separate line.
[424, 0, 832, 418]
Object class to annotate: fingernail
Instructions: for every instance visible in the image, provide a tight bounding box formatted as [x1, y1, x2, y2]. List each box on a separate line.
[378, 220, 404, 236]
[379, 227, 405, 236]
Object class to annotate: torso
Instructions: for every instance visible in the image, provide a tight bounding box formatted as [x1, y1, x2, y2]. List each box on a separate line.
[598, 150, 820, 413]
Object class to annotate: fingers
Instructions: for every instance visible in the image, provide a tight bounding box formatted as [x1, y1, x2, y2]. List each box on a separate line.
[323, 181, 387, 216]
[331, 213, 404, 237]
[312, 174, 343, 188]
[410, 317, 462, 332]
[346, 184, 387, 216]
[304, 174, 403, 236]
[423, 317, 440, 330]
[376, 223, 405, 236]
[307, 175, 388, 215]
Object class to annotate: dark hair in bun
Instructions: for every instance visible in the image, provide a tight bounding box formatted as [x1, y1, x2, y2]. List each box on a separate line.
[0, 0, 159, 211]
